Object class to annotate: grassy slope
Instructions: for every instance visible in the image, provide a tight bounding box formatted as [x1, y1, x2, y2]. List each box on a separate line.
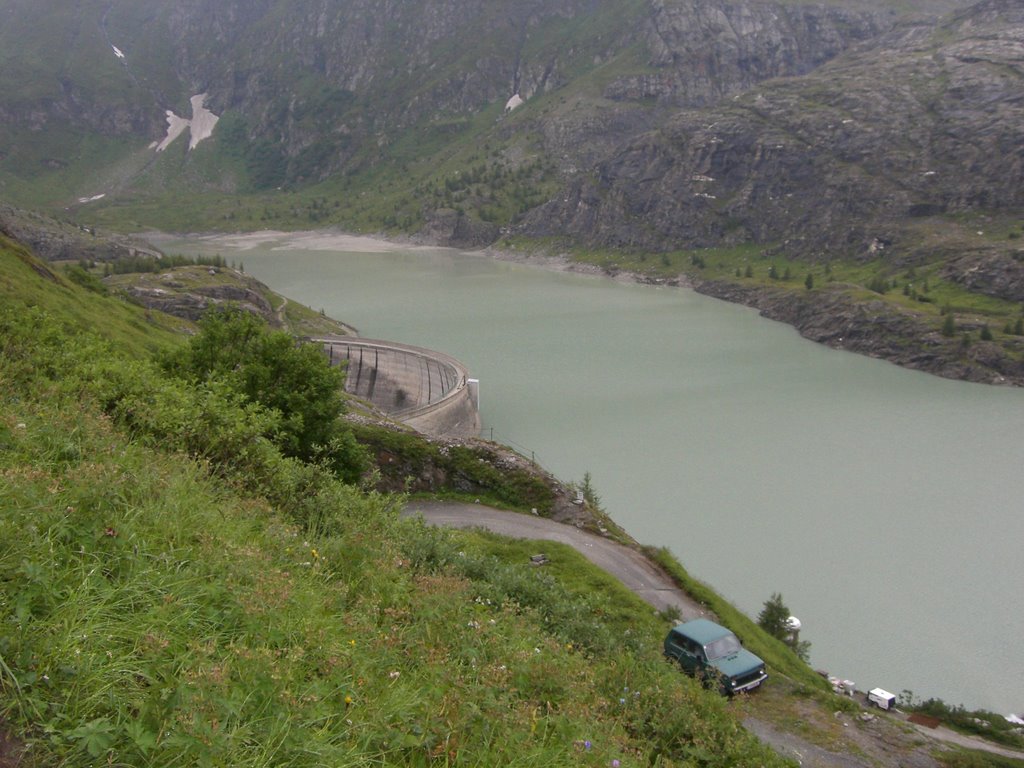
[0, 233, 185, 357]
[0, 237, 791, 765]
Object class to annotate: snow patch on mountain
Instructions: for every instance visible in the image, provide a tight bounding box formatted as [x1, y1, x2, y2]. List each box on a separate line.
[155, 94, 220, 153]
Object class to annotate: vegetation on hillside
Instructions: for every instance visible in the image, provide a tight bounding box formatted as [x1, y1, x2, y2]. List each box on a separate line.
[0, 237, 794, 765]
[160, 308, 369, 480]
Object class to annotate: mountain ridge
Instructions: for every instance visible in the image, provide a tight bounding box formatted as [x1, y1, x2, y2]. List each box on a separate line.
[2, 0, 1023, 384]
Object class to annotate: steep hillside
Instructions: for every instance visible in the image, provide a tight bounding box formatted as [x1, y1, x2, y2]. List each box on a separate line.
[0, 218, 802, 767]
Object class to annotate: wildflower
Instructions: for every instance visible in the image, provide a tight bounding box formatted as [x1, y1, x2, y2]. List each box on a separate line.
[388, 670, 400, 680]
[619, 698, 626, 705]
[585, 740, 592, 750]
[344, 695, 353, 705]
[612, 761, 621, 767]
[311, 548, 319, 559]
[350, 640, 356, 646]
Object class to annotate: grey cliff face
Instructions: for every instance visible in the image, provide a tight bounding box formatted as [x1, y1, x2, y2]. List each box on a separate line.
[606, 0, 885, 106]
[158, 0, 638, 165]
[522, 0, 1024, 260]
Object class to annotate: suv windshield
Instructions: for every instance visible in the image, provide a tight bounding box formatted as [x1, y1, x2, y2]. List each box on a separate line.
[705, 634, 742, 660]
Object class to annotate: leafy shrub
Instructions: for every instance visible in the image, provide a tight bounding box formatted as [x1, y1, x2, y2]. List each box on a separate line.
[910, 699, 1024, 749]
[63, 264, 108, 294]
[868, 275, 889, 294]
[161, 307, 369, 479]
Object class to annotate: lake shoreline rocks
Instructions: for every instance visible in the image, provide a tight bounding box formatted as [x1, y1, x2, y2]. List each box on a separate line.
[482, 244, 1024, 388]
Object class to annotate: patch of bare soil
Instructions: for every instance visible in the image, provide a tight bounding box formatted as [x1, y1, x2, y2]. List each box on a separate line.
[0, 720, 24, 768]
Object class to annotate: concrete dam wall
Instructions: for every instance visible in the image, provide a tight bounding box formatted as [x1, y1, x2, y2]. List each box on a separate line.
[317, 336, 481, 439]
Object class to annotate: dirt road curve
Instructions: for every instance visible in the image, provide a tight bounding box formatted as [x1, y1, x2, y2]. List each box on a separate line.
[403, 500, 1024, 768]
[403, 499, 708, 619]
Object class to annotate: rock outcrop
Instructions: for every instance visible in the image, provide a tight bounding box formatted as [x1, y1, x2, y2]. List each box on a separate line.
[522, 0, 1024, 262]
[106, 268, 279, 325]
[0, 204, 161, 263]
[692, 278, 1024, 385]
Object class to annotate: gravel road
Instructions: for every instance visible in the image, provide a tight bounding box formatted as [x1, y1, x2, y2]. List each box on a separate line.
[403, 500, 1024, 768]
[403, 499, 708, 619]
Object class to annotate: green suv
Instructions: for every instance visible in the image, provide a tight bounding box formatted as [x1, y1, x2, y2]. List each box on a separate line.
[663, 619, 768, 695]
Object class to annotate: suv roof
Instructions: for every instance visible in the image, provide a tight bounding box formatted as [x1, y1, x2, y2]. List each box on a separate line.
[671, 618, 734, 645]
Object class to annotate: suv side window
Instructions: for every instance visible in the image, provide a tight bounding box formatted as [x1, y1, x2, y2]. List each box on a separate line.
[666, 631, 686, 653]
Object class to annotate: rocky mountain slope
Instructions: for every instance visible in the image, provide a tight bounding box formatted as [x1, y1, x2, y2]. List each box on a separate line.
[0, 0, 932, 191]
[3, 0, 1023, 384]
[523, 0, 1024, 261]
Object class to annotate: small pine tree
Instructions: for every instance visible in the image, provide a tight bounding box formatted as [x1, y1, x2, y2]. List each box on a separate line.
[768, 264, 778, 280]
[804, 273, 814, 290]
[868, 276, 889, 294]
[1015, 317, 1024, 335]
[758, 593, 811, 662]
[745, 264, 753, 278]
[942, 312, 956, 337]
[757, 593, 791, 640]
[783, 266, 792, 281]
[980, 324, 993, 341]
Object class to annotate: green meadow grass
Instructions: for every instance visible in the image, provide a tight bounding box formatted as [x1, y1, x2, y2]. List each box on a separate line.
[0, 238, 789, 766]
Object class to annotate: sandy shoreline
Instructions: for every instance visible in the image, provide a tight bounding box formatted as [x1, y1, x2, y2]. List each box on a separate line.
[147, 228, 691, 289]
[149, 229, 456, 255]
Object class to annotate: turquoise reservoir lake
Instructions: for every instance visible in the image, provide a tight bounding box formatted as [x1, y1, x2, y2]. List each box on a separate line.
[162, 231, 1024, 715]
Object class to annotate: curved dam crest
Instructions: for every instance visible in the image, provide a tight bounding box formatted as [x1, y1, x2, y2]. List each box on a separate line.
[317, 336, 481, 438]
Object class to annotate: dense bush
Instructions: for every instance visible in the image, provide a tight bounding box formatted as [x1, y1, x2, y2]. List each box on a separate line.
[161, 307, 369, 481]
